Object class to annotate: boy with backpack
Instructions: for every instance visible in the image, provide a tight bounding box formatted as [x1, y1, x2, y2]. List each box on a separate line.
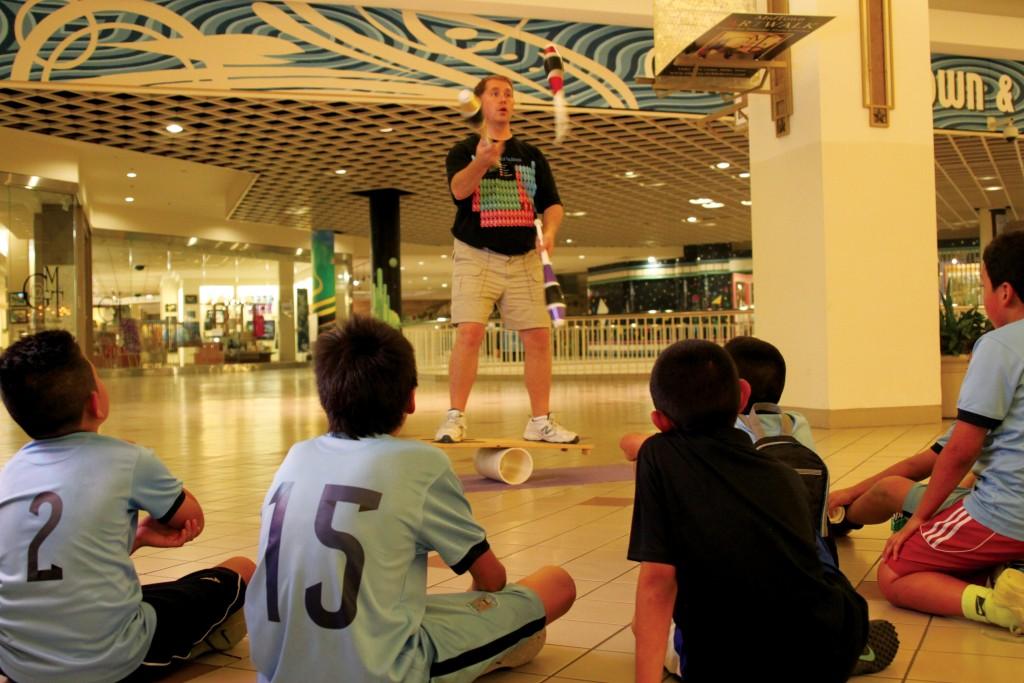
[244, 316, 576, 682]
[628, 340, 897, 682]
[0, 330, 254, 682]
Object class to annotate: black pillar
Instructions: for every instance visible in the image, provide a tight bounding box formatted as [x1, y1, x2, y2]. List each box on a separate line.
[354, 188, 411, 320]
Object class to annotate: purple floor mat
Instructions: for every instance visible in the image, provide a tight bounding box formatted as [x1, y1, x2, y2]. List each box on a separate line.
[460, 463, 635, 493]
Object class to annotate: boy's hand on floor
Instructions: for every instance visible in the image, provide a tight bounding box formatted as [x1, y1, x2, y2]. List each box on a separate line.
[826, 487, 857, 512]
[134, 517, 201, 551]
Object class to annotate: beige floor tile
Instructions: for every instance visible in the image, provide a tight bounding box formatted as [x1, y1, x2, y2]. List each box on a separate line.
[554, 650, 634, 682]
[509, 644, 587, 675]
[907, 649, 1024, 682]
[920, 624, 1024, 658]
[545, 619, 624, 649]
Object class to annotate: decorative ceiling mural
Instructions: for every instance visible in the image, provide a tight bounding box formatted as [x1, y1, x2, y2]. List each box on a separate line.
[0, 0, 726, 114]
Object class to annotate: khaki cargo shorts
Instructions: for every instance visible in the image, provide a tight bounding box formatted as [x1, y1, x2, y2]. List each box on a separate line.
[450, 239, 549, 330]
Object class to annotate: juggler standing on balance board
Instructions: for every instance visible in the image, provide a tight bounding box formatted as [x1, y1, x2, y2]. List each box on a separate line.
[435, 74, 578, 445]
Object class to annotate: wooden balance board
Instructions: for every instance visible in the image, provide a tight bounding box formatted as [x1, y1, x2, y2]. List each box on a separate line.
[421, 438, 593, 457]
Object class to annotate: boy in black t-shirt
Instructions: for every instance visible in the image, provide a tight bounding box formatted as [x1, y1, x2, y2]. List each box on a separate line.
[628, 340, 898, 682]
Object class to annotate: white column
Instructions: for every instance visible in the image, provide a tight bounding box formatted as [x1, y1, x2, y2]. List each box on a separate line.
[748, 0, 939, 427]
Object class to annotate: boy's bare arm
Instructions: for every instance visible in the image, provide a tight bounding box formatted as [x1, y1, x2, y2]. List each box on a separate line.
[164, 488, 204, 532]
[132, 488, 205, 553]
[634, 561, 677, 683]
[884, 421, 987, 560]
[468, 548, 507, 593]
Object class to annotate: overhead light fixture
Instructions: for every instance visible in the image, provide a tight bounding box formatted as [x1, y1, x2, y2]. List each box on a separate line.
[417, 260, 424, 266]
[984, 185, 1003, 191]
[352, 279, 361, 286]
[623, 171, 638, 178]
[565, 238, 573, 244]
[165, 123, 184, 134]
[951, 258, 959, 265]
[689, 198, 712, 205]
[441, 282, 449, 288]
[187, 236, 198, 247]
[704, 201, 725, 209]
[641, 181, 666, 188]
[27, 176, 39, 188]
[578, 254, 586, 260]
[647, 256, 657, 264]
[738, 172, 751, 179]
[295, 247, 304, 256]
[422, 276, 428, 281]
[440, 254, 448, 259]
[741, 200, 752, 206]
[124, 196, 135, 203]
[568, 210, 587, 217]
[379, 127, 394, 133]
[334, 168, 347, 175]
[715, 162, 731, 169]
[685, 216, 699, 223]
[126, 171, 137, 178]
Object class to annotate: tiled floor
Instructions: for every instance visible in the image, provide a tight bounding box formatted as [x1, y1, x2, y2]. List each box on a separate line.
[2, 368, 1022, 682]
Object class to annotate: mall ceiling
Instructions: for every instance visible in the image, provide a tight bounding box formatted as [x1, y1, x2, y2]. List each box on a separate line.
[0, 87, 1020, 246]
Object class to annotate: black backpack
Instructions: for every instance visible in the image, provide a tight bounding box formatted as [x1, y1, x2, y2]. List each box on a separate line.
[738, 403, 838, 565]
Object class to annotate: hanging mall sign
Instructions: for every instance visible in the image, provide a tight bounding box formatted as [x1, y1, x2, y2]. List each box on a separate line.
[932, 54, 1023, 132]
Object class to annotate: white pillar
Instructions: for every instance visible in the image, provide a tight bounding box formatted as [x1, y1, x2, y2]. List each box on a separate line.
[748, 0, 940, 427]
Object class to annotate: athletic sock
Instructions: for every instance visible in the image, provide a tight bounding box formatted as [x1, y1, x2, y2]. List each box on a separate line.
[961, 584, 1019, 630]
[530, 414, 548, 422]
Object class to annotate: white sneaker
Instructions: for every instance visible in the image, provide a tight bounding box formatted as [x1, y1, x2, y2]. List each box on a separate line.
[484, 628, 546, 674]
[523, 414, 579, 443]
[991, 567, 1024, 635]
[435, 409, 466, 443]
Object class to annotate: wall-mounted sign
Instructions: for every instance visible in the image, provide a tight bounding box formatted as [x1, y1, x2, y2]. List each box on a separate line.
[165, 303, 177, 313]
[184, 294, 198, 304]
[931, 54, 1022, 131]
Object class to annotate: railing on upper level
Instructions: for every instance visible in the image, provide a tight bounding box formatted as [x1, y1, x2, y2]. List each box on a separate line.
[403, 310, 755, 375]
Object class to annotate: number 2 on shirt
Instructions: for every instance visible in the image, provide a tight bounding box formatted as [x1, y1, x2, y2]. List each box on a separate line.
[264, 481, 382, 629]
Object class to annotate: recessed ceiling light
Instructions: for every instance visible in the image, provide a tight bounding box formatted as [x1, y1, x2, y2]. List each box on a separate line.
[578, 254, 586, 260]
[440, 254, 448, 259]
[951, 257, 959, 265]
[704, 201, 725, 209]
[124, 196, 135, 203]
[647, 256, 657, 264]
[441, 282, 448, 288]
[641, 181, 666, 188]
[741, 200, 752, 206]
[422, 276, 428, 281]
[352, 279, 361, 286]
[685, 216, 699, 223]
[568, 210, 587, 217]
[126, 171, 137, 178]
[715, 161, 731, 169]
[295, 247, 304, 256]
[565, 238, 573, 244]
[979, 175, 996, 181]
[187, 237, 198, 247]
[334, 169, 347, 175]
[27, 176, 39, 188]
[738, 172, 751, 179]
[623, 171, 638, 178]
[379, 127, 394, 133]
[984, 185, 1003, 191]
[165, 123, 184, 134]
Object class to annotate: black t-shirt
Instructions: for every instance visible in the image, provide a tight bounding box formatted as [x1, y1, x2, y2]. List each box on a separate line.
[445, 134, 561, 255]
[628, 427, 867, 683]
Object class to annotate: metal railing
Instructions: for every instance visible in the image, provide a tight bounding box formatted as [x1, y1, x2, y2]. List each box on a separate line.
[404, 310, 755, 375]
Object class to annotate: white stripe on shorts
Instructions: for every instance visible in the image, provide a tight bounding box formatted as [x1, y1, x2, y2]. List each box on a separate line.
[921, 507, 972, 548]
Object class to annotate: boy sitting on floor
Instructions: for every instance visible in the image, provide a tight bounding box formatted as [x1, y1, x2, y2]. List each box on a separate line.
[880, 230, 1024, 635]
[628, 340, 897, 682]
[244, 316, 576, 682]
[0, 330, 254, 683]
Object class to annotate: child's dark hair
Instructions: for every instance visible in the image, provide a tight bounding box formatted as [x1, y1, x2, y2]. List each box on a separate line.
[724, 336, 786, 413]
[474, 74, 515, 98]
[0, 330, 97, 439]
[314, 316, 418, 438]
[650, 340, 739, 431]
[983, 230, 1024, 299]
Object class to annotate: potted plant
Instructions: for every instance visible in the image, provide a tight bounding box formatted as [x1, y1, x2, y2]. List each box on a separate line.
[939, 283, 991, 417]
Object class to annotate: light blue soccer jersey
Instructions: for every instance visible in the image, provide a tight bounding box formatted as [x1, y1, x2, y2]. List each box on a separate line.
[0, 432, 183, 682]
[957, 318, 1024, 540]
[245, 434, 489, 683]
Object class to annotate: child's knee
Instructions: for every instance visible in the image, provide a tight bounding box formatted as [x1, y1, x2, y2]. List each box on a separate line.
[869, 477, 911, 512]
[218, 556, 256, 584]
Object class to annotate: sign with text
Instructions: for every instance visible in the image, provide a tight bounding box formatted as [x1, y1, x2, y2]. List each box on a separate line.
[932, 54, 1022, 131]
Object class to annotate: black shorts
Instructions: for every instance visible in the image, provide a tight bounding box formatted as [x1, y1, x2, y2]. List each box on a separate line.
[122, 567, 246, 681]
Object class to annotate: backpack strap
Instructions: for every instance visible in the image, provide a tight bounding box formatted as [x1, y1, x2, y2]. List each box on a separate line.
[745, 401, 798, 438]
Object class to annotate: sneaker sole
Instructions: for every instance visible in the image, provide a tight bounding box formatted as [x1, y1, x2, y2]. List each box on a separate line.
[436, 435, 459, 443]
[523, 435, 580, 444]
[484, 629, 546, 673]
[852, 620, 899, 676]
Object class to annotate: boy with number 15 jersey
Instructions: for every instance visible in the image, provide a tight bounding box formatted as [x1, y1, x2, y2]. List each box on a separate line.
[245, 317, 575, 682]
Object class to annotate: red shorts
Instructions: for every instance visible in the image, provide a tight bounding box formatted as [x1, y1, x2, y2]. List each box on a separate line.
[884, 500, 1024, 577]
